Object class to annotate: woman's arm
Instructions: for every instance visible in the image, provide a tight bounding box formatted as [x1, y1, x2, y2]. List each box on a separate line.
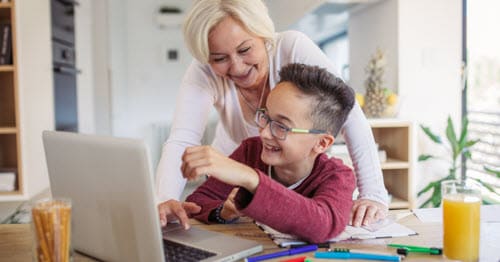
[341, 103, 388, 205]
[155, 61, 217, 202]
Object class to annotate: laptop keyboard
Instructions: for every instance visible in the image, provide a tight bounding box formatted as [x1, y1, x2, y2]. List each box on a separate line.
[163, 239, 217, 262]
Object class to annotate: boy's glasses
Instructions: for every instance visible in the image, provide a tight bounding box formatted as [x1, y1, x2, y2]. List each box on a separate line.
[254, 108, 327, 140]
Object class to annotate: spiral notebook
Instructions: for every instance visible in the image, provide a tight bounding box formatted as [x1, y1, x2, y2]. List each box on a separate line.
[257, 218, 417, 247]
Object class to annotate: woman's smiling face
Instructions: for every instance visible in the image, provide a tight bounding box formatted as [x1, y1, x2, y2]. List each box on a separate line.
[207, 16, 269, 90]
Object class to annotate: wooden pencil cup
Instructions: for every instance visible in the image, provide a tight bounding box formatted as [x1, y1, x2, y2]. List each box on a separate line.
[31, 198, 72, 262]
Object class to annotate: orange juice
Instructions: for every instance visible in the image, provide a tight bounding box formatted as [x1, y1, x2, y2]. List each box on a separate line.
[443, 195, 481, 261]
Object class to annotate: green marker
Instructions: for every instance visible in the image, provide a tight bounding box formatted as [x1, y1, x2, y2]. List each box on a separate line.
[388, 244, 442, 255]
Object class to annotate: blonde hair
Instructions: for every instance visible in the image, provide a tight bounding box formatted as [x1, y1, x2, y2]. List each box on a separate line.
[183, 0, 276, 64]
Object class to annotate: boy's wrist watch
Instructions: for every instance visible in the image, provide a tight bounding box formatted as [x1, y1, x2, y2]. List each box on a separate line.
[209, 204, 238, 224]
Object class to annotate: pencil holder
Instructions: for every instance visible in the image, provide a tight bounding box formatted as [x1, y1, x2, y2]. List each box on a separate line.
[30, 198, 73, 262]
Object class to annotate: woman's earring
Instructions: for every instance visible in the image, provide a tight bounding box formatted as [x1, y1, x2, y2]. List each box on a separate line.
[265, 40, 272, 51]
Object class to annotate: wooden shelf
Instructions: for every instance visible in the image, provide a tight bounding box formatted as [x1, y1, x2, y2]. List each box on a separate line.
[0, 0, 21, 201]
[0, 3, 12, 8]
[370, 119, 414, 209]
[381, 158, 410, 169]
[0, 191, 26, 201]
[0, 65, 14, 72]
[0, 127, 17, 134]
[0, 3, 10, 18]
[389, 196, 410, 209]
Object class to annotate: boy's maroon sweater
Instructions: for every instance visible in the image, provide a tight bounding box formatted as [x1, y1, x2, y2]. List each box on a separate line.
[186, 137, 355, 243]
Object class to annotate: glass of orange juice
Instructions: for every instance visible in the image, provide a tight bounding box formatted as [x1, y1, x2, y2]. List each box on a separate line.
[442, 180, 481, 262]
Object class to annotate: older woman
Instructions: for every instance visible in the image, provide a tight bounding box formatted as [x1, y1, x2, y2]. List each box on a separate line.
[157, 0, 388, 229]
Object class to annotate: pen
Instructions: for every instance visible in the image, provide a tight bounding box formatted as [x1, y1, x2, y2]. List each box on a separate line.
[315, 251, 401, 261]
[388, 244, 442, 255]
[290, 243, 329, 249]
[331, 248, 396, 256]
[246, 245, 317, 262]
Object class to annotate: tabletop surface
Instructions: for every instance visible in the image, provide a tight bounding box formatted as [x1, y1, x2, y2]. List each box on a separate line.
[0, 210, 498, 261]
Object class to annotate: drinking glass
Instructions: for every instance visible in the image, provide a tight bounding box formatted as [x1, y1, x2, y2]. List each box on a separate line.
[442, 180, 481, 262]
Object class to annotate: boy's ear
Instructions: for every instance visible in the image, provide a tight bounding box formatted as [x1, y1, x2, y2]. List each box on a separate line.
[314, 134, 335, 153]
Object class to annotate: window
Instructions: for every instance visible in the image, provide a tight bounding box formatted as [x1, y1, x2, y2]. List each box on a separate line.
[289, 5, 350, 80]
[465, 0, 500, 201]
[319, 32, 349, 81]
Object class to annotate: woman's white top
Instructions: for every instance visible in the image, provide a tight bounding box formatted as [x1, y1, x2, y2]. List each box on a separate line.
[155, 31, 388, 205]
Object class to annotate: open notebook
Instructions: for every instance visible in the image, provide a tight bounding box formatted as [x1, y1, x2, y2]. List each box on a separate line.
[258, 217, 417, 247]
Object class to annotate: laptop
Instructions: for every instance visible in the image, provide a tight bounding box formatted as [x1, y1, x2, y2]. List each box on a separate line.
[42, 131, 263, 262]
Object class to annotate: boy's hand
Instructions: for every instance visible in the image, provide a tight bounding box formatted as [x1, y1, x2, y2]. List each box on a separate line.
[350, 199, 388, 227]
[221, 188, 242, 221]
[181, 146, 259, 193]
[158, 199, 201, 229]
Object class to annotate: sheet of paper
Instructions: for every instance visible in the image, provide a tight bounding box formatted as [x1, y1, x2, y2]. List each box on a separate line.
[481, 222, 500, 261]
[257, 218, 417, 247]
[414, 204, 500, 223]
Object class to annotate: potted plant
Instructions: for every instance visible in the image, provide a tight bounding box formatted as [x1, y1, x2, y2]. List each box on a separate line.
[417, 116, 499, 207]
[1, 202, 29, 224]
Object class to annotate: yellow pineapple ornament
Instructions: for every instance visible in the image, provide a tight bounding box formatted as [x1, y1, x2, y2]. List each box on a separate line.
[363, 48, 387, 118]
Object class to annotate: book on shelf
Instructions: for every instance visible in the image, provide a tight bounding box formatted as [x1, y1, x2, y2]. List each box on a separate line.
[0, 22, 12, 65]
[0, 167, 16, 192]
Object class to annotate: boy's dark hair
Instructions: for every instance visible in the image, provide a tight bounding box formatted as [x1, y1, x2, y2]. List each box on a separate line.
[278, 63, 355, 136]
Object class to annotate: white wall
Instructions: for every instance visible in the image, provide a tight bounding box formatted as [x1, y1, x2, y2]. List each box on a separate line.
[108, 0, 194, 139]
[16, 0, 54, 199]
[349, 0, 463, 204]
[265, 0, 325, 31]
[398, 0, 462, 200]
[349, 0, 398, 94]
[101, 0, 199, 168]
[350, 0, 462, 132]
[398, 0, 462, 127]
[75, 0, 96, 134]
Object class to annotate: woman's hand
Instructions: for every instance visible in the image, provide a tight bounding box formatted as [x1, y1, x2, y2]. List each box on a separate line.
[350, 199, 388, 227]
[220, 188, 243, 221]
[158, 199, 202, 229]
[181, 146, 259, 192]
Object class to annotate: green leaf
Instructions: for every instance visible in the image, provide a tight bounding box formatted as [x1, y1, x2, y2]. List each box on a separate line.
[458, 117, 468, 148]
[419, 197, 433, 208]
[431, 185, 442, 207]
[465, 139, 480, 148]
[471, 178, 499, 195]
[418, 154, 434, 161]
[483, 199, 492, 205]
[420, 125, 442, 144]
[445, 117, 459, 160]
[417, 181, 436, 197]
[484, 166, 500, 178]
[1, 202, 27, 224]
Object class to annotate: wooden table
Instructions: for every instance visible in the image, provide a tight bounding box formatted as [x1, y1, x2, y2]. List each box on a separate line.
[1, 211, 498, 261]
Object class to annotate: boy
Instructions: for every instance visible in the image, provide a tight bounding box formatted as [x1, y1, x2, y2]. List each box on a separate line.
[180, 63, 355, 243]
